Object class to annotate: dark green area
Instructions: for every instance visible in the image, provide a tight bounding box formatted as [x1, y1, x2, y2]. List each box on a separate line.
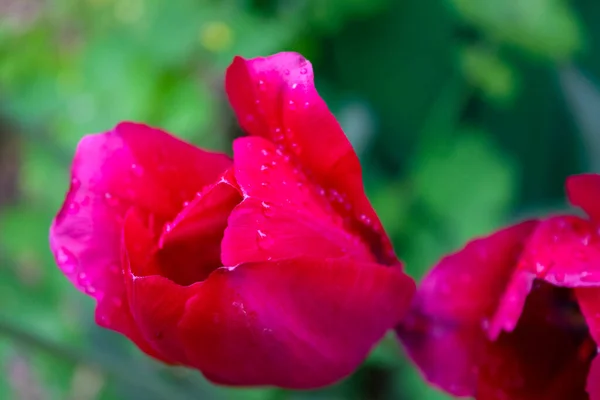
[0, 0, 596, 398]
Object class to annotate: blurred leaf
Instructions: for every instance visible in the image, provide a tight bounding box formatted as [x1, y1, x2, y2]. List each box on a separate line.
[413, 130, 516, 244]
[449, 0, 583, 59]
[460, 46, 517, 103]
[559, 65, 600, 172]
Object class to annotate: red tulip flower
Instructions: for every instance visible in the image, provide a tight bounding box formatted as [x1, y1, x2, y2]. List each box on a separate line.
[49, 53, 415, 388]
[397, 174, 600, 399]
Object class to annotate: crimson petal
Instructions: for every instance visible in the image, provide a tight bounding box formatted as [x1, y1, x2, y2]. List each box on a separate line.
[49, 122, 231, 361]
[225, 53, 397, 265]
[517, 216, 600, 287]
[397, 221, 538, 396]
[221, 136, 375, 265]
[567, 174, 600, 223]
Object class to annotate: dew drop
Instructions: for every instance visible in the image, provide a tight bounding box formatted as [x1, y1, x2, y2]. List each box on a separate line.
[291, 83, 298, 89]
[359, 214, 372, 226]
[71, 178, 81, 189]
[288, 100, 296, 110]
[283, 69, 290, 75]
[85, 286, 97, 295]
[165, 223, 173, 233]
[256, 230, 275, 249]
[260, 164, 270, 171]
[534, 262, 546, 277]
[554, 271, 565, 283]
[67, 202, 80, 214]
[131, 163, 144, 177]
[104, 192, 119, 207]
[290, 142, 301, 154]
[582, 235, 591, 246]
[56, 247, 77, 274]
[300, 67, 308, 74]
[81, 196, 91, 206]
[261, 201, 274, 217]
[261, 149, 269, 156]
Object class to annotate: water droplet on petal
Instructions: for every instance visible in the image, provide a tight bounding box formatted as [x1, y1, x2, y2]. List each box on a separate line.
[131, 163, 144, 177]
[67, 202, 80, 214]
[582, 235, 591, 246]
[291, 83, 298, 89]
[104, 193, 119, 207]
[534, 262, 546, 276]
[260, 164, 269, 171]
[56, 247, 77, 274]
[261, 149, 269, 157]
[359, 214, 372, 226]
[256, 230, 275, 249]
[261, 201, 275, 217]
[81, 196, 91, 206]
[71, 178, 81, 189]
[554, 271, 565, 283]
[85, 286, 97, 295]
[290, 142, 301, 155]
[300, 67, 308, 74]
[165, 223, 173, 233]
[283, 69, 290, 75]
[288, 100, 296, 110]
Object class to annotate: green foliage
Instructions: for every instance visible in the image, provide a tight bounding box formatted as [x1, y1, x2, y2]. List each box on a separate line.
[0, 0, 597, 398]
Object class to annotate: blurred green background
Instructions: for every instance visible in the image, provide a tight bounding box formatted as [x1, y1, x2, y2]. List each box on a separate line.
[0, 0, 596, 398]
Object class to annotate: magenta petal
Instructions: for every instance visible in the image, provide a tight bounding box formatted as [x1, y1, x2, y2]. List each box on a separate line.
[222, 136, 374, 265]
[225, 53, 397, 265]
[588, 355, 600, 400]
[518, 216, 600, 287]
[397, 221, 538, 396]
[412, 221, 538, 323]
[176, 257, 414, 388]
[157, 173, 242, 285]
[567, 174, 600, 222]
[124, 205, 414, 388]
[49, 122, 230, 360]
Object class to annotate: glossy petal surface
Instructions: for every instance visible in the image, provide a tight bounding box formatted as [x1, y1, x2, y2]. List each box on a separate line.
[50, 122, 231, 359]
[225, 53, 397, 265]
[517, 216, 600, 287]
[567, 174, 600, 222]
[398, 221, 591, 399]
[222, 137, 374, 265]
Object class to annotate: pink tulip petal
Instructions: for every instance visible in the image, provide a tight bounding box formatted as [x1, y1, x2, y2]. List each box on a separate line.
[50, 122, 230, 360]
[225, 53, 397, 265]
[157, 172, 242, 285]
[222, 136, 374, 265]
[518, 216, 600, 287]
[123, 203, 414, 388]
[412, 221, 538, 323]
[587, 355, 600, 400]
[397, 221, 537, 396]
[182, 259, 413, 388]
[567, 174, 600, 223]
